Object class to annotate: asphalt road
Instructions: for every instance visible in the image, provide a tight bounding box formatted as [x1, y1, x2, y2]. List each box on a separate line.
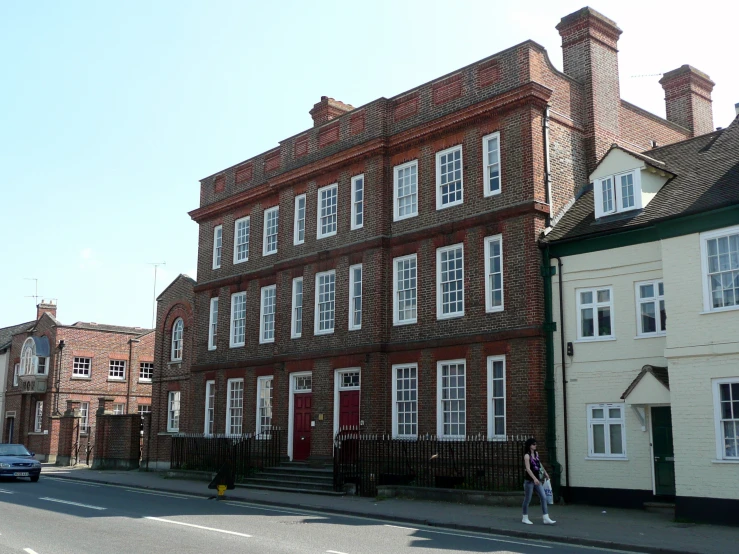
[0, 475, 627, 554]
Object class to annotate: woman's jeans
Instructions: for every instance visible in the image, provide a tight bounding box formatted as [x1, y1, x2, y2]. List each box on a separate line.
[522, 480, 548, 515]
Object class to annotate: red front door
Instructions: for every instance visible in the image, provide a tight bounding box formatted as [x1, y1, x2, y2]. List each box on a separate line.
[339, 390, 360, 430]
[293, 393, 312, 461]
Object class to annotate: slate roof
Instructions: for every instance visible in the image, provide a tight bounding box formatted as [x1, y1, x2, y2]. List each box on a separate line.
[68, 322, 152, 335]
[0, 321, 35, 350]
[621, 365, 670, 400]
[545, 115, 739, 243]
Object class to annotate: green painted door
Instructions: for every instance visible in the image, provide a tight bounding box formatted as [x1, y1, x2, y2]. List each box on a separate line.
[652, 406, 675, 496]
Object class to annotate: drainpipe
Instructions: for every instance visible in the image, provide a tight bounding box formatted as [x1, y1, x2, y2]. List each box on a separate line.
[541, 246, 561, 499]
[552, 254, 570, 493]
[126, 339, 140, 414]
[543, 105, 553, 228]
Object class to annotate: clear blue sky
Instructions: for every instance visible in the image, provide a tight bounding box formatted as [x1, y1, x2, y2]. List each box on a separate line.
[1, 0, 736, 329]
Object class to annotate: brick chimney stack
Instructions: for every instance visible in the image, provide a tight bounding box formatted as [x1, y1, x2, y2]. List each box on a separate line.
[309, 96, 354, 127]
[36, 299, 57, 320]
[557, 7, 623, 172]
[659, 65, 715, 137]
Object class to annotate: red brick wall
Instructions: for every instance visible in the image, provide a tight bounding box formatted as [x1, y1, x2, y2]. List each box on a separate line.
[94, 412, 142, 469]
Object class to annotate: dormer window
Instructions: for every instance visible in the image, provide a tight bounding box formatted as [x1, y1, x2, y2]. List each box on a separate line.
[595, 170, 641, 218]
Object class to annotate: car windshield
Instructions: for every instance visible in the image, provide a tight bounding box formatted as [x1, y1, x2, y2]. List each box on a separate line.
[0, 445, 31, 456]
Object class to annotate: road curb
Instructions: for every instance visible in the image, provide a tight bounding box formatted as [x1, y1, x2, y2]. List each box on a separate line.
[42, 473, 703, 554]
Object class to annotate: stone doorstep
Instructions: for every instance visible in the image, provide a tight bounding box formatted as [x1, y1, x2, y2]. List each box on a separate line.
[378, 484, 532, 507]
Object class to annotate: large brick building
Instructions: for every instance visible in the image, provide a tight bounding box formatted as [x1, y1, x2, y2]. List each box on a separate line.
[3, 301, 154, 462]
[149, 8, 707, 481]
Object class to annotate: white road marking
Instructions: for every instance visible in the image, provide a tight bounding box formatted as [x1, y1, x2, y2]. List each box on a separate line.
[326, 551, 349, 554]
[222, 501, 304, 516]
[44, 477, 99, 487]
[145, 517, 252, 537]
[39, 497, 107, 511]
[384, 524, 417, 531]
[0, 489, 14, 494]
[123, 489, 196, 499]
[383, 525, 552, 548]
[24, 548, 40, 554]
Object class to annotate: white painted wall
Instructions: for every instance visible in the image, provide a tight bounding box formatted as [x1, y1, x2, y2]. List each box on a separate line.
[662, 230, 739, 501]
[552, 241, 666, 491]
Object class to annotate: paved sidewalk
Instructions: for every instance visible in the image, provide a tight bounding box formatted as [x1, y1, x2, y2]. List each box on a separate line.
[40, 465, 737, 554]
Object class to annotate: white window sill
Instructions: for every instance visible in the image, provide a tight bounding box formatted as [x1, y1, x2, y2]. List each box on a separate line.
[349, 327, 362, 332]
[170, 359, 183, 364]
[350, 225, 364, 231]
[574, 337, 617, 344]
[259, 339, 275, 344]
[394, 213, 418, 223]
[437, 200, 464, 211]
[234, 258, 248, 265]
[585, 456, 629, 461]
[700, 306, 739, 315]
[160, 431, 178, 436]
[139, 379, 152, 384]
[208, 346, 216, 351]
[291, 334, 302, 340]
[437, 313, 465, 321]
[107, 378, 125, 383]
[483, 189, 502, 198]
[314, 329, 335, 336]
[317, 232, 337, 240]
[27, 432, 46, 436]
[294, 240, 305, 246]
[71, 376, 91, 380]
[712, 459, 739, 464]
[393, 435, 418, 440]
[263, 250, 277, 257]
[229, 343, 245, 349]
[212, 266, 221, 270]
[486, 306, 505, 314]
[393, 319, 417, 326]
[634, 333, 667, 340]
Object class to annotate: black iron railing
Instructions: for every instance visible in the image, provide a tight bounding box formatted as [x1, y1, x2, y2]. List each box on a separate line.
[170, 429, 283, 479]
[334, 429, 527, 497]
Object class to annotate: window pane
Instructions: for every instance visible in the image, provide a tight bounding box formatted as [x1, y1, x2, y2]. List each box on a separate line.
[581, 307, 594, 337]
[440, 247, 464, 316]
[597, 289, 610, 303]
[660, 300, 667, 331]
[438, 148, 462, 206]
[597, 306, 611, 336]
[601, 178, 613, 213]
[580, 291, 593, 304]
[723, 422, 737, 458]
[591, 408, 604, 419]
[609, 424, 623, 454]
[396, 164, 418, 218]
[641, 301, 656, 333]
[620, 173, 635, 209]
[593, 424, 606, 453]
[639, 284, 654, 299]
[608, 408, 621, 419]
[396, 257, 417, 322]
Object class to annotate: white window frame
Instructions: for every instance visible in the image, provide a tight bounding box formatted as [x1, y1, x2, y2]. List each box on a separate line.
[482, 132, 501, 197]
[139, 362, 153, 382]
[263, 206, 279, 256]
[171, 318, 184, 361]
[435, 145, 464, 210]
[79, 402, 90, 433]
[392, 364, 418, 439]
[233, 216, 250, 264]
[208, 297, 219, 351]
[487, 356, 506, 440]
[393, 160, 419, 222]
[230, 292, 247, 348]
[437, 360, 466, 439]
[212, 225, 222, 269]
[700, 225, 739, 313]
[13, 363, 19, 387]
[635, 280, 666, 336]
[204, 380, 215, 436]
[108, 360, 126, 381]
[314, 270, 336, 336]
[226, 378, 244, 436]
[484, 234, 504, 313]
[73, 357, 91, 378]
[259, 285, 277, 344]
[576, 287, 615, 341]
[587, 403, 626, 459]
[713, 378, 739, 461]
[34, 400, 43, 433]
[594, 170, 642, 218]
[256, 376, 274, 436]
[393, 254, 418, 326]
[351, 174, 364, 230]
[291, 277, 303, 339]
[436, 244, 465, 320]
[317, 183, 338, 239]
[348, 264, 362, 331]
[167, 391, 180, 433]
[113, 403, 125, 415]
[293, 194, 306, 245]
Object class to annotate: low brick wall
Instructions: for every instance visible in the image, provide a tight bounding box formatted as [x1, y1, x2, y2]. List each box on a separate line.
[377, 485, 529, 507]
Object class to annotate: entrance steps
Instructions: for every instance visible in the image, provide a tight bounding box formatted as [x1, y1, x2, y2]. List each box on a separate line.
[644, 501, 675, 515]
[237, 461, 344, 496]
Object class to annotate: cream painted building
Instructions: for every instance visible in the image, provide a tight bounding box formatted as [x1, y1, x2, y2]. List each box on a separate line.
[543, 115, 739, 525]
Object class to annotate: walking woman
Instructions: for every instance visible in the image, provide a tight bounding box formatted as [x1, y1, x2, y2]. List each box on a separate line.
[522, 438, 556, 525]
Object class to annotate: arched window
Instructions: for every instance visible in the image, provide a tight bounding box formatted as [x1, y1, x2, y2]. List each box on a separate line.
[171, 318, 184, 361]
[20, 338, 36, 375]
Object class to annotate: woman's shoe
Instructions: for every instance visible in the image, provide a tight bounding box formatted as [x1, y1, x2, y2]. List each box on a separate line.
[543, 514, 557, 525]
[522, 515, 533, 525]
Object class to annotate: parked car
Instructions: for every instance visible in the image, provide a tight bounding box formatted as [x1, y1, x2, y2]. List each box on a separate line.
[0, 444, 42, 482]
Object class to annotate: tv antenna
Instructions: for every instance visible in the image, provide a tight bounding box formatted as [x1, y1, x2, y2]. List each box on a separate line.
[148, 262, 166, 329]
[24, 277, 41, 305]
